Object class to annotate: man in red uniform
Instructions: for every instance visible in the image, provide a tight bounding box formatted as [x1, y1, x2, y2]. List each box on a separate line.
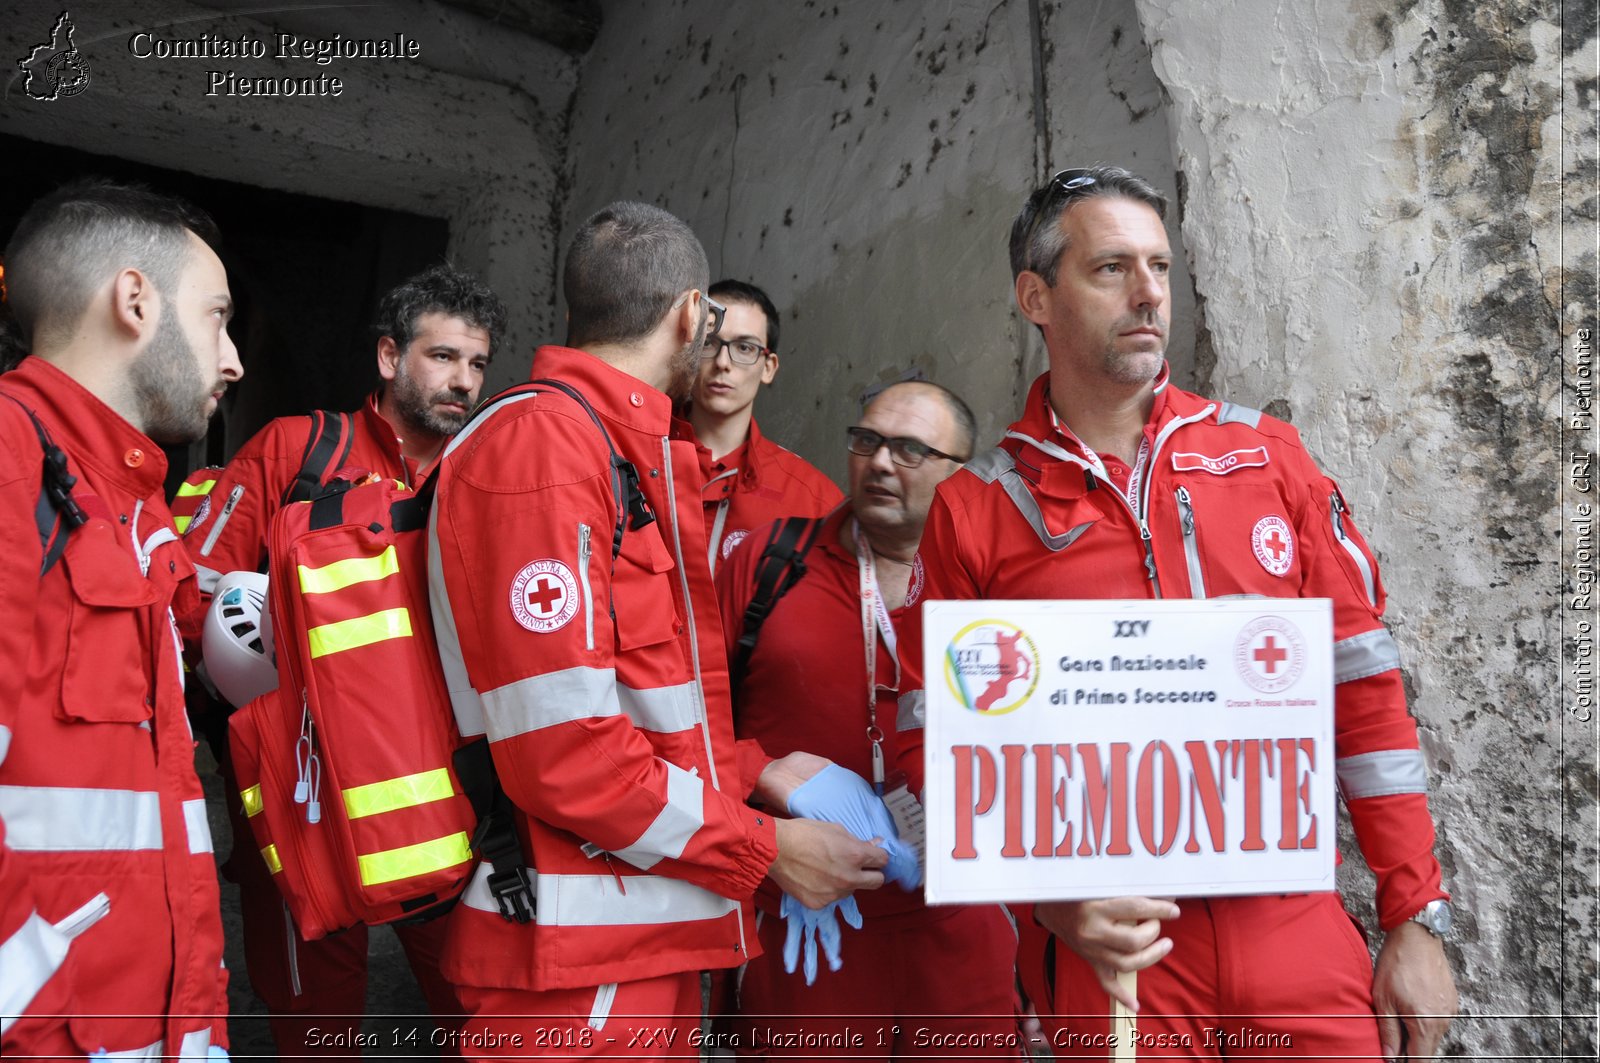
[895, 166, 1459, 1059]
[718, 380, 1025, 1058]
[0, 179, 241, 1057]
[426, 201, 890, 1058]
[175, 264, 506, 1056]
[685, 280, 842, 571]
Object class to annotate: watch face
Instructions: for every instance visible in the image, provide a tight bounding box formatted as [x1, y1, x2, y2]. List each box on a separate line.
[1420, 900, 1453, 935]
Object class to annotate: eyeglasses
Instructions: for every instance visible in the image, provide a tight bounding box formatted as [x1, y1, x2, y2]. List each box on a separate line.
[672, 291, 727, 341]
[699, 336, 772, 365]
[846, 426, 968, 469]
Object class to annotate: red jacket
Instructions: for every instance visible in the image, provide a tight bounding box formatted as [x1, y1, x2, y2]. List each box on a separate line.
[0, 358, 227, 1058]
[715, 508, 921, 920]
[427, 346, 778, 992]
[175, 395, 425, 631]
[697, 417, 842, 571]
[896, 371, 1444, 932]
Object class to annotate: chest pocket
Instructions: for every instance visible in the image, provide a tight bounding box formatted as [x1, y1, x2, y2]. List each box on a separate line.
[1172, 477, 1302, 598]
[59, 520, 159, 724]
[613, 518, 679, 651]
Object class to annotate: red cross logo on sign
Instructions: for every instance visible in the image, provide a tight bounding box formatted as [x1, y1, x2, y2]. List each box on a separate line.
[1234, 616, 1307, 693]
[1250, 515, 1295, 577]
[510, 559, 580, 633]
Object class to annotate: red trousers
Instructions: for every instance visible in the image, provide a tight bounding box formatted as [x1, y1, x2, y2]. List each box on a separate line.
[222, 747, 463, 1056]
[453, 972, 702, 1060]
[1039, 893, 1382, 1060]
[730, 904, 1024, 1060]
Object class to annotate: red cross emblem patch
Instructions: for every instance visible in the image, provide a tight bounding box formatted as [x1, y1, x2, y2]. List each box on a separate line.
[1250, 515, 1295, 577]
[510, 559, 580, 633]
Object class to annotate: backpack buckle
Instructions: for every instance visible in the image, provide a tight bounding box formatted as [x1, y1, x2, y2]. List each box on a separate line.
[487, 865, 535, 924]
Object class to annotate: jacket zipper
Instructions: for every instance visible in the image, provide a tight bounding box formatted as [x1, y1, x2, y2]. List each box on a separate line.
[284, 902, 302, 996]
[578, 523, 595, 651]
[199, 484, 244, 557]
[1134, 406, 1217, 600]
[1175, 486, 1207, 598]
[53, 891, 111, 939]
[587, 982, 618, 1031]
[1329, 492, 1378, 606]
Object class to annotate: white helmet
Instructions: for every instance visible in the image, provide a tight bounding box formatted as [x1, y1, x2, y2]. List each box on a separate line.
[202, 571, 278, 707]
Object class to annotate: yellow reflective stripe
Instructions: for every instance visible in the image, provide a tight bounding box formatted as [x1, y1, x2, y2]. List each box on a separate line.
[176, 479, 216, 498]
[357, 832, 472, 886]
[240, 784, 263, 818]
[261, 844, 282, 874]
[306, 608, 412, 658]
[343, 768, 455, 820]
[298, 546, 401, 596]
[174, 515, 193, 533]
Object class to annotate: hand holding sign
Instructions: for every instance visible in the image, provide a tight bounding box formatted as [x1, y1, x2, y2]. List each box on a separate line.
[1034, 897, 1180, 1011]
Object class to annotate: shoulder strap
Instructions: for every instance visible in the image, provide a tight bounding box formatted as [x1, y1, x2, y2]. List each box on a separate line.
[282, 410, 355, 506]
[529, 378, 656, 561]
[729, 515, 825, 696]
[3, 394, 87, 577]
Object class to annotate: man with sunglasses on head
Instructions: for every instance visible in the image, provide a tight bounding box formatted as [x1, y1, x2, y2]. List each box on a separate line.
[893, 166, 1458, 1060]
[426, 202, 889, 1058]
[715, 381, 1025, 1058]
[686, 280, 842, 573]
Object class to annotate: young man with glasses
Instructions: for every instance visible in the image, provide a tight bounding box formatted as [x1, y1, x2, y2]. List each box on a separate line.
[894, 165, 1458, 1060]
[686, 280, 842, 572]
[714, 381, 1026, 1058]
[425, 203, 890, 1058]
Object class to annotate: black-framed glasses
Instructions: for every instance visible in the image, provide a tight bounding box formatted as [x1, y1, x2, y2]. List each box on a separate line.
[846, 426, 967, 469]
[699, 335, 772, 365]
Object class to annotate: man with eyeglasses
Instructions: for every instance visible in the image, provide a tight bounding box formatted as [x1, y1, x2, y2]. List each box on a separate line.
[894, 166, 1458, 1060]
[426, 201, 889, 1058]
[686, 279, 842, 572]
[714, 380, 1024, 1057]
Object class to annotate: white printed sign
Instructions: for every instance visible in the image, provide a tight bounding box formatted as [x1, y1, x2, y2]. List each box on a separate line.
[922, 598, 1336, 905]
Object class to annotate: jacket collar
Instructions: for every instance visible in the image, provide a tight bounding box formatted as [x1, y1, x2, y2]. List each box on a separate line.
[2, 356, 169, 498]
[529, 345, 674, 434]
[359, 392, 432, 481]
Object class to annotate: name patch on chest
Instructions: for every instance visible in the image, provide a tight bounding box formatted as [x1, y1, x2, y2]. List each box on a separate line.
[1170, 447, 1269, 476]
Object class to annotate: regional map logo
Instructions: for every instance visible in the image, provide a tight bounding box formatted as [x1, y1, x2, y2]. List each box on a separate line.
[17, 12, 91, 101]
[1233, 615, 1307, 693]
[944, 620, 1040, 716]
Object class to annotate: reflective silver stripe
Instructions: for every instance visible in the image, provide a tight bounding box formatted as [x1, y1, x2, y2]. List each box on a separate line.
[102, 1037, 163, 1059]
[183, 797, 215, 855]
[1216, 401, 1263, 428]
[460, 860, 738, 926]
[611, 763, 705, 870]
[0, 724, 10, 768]
[975, 447, 1095, 553]
[587, 982, 618, 1031]
[195, 564, 222, 596]
[660, 436, 720, 789]
[1335, 628, 1402, 684]
[707, 495, 731, 572]
[0, 786, 162, 851]
[1336, 749, 1428, 798]
[480, 666, 621, 739]
[429, 391, 545, 739]
[897, 689, 926, 732]
[1175, 487, 1207, 598]
[53, 892, 111, 939]
[198, 484, 243, 557]
[0, 911, 70, 1035]
[618, 680, 701, 733]
[578, 523, 595, 652]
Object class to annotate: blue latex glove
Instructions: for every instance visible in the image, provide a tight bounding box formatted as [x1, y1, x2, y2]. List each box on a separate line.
[786, 763, 921, 890]
[780, 891, 862, 984]
[209, 1047, 231, 1061]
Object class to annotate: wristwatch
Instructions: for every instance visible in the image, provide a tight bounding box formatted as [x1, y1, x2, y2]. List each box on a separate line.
[1408, 899, 1454, 938]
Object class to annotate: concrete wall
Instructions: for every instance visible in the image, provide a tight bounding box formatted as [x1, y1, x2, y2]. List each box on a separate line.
[1, 0, 575, 390]
[1136, 0, 1592, 1055]
[565, 0, 1594, 1057]
[562, 0, 1193, 485]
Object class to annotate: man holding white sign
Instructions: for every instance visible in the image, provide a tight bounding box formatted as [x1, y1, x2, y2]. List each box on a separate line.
[895, 166, 1457, 1059]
